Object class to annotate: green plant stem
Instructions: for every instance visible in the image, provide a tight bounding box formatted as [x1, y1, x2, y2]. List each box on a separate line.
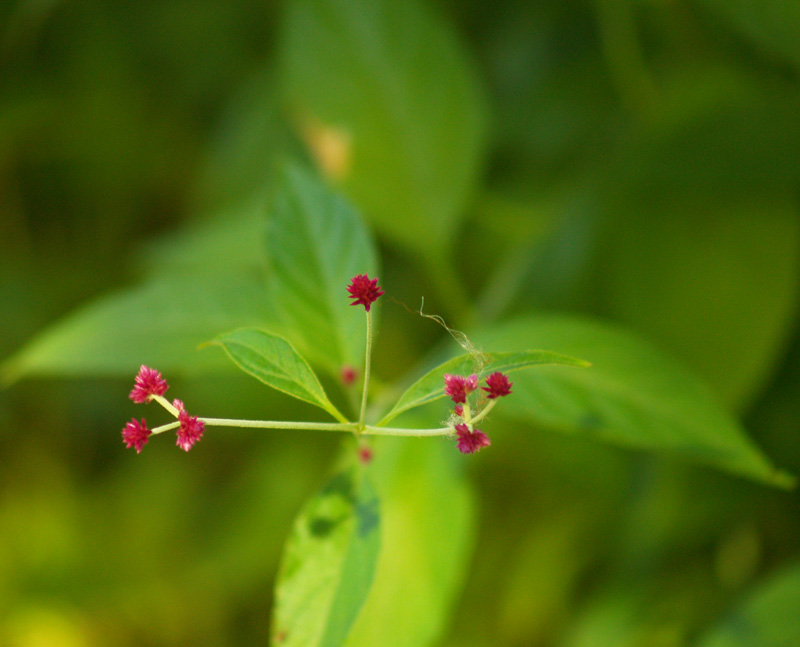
[358, 309, 374, 431]
[363, 424, 450, 437]
[151, 416, 453, 438]
[204, 418, 358, 432]
[151, 421, 180, 435]
[152, 394, 179, 416]
[467, 399, 498, 426]
[152, 418, 359, 436]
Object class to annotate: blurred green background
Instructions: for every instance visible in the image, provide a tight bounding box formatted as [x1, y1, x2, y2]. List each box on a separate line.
[2, 0, 800, 645]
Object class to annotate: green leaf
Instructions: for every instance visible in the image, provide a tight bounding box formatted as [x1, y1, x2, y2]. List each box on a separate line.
[1, 274, 272, 383]
[696, 0, 800, 72]
[212, 328, 347, 422]
[266, 163, 379, 376]
[596, 198, 800, 411]
[475, 315, 794, 488]
[271, 466, 380, 647]
[141, 199, 270, 277]
[278, 0, 486, 258]
[697, 561, 800, 647]
[344, 436, 475, 647]
[191, 66, 303, 212]
[594, 71, 800, 411]
[377, 349, 589, 426]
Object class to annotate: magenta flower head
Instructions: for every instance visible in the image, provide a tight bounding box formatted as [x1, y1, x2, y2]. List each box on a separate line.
[122, 418, 151, 453]
[129, 365, 168, 404]
[455, 423, 491, 454]
[444, 373, 478, 404]
[175, 403, 204, 452]
[346, 274, 384, 312]
[482, 372, 513, 399]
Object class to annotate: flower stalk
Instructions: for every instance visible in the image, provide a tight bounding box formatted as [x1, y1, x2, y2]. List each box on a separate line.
[358, 309, 373, 432]
[120, 274, 516, 456]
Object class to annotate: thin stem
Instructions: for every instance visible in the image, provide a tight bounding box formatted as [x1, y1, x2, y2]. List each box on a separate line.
[358, 309, 374, 431]
[201, 418, 357, 432]
[152, 394, 179, 417]
[152, 417, 356, 437]
[151, 421, 180, 436]
[424, 248, 475, 327]
[363, 424, 450, 437]
[150, 415, 446, 438]
[466, 399, 498, 427]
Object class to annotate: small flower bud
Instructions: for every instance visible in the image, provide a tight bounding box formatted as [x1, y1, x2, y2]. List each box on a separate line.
[358, 446, 374, 464]
[341, 365, 358, 386]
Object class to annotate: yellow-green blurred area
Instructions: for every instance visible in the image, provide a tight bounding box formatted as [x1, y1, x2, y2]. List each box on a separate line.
[2, 0, 800, 645]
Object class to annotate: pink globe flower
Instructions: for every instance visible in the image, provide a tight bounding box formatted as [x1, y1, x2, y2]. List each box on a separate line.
[122, 418, 151, 453]
[346, 274, 384, 312]
[444, 373, 478, 404]
[454, 423, 491, 454]
[176, 407, 204, 452]
[482, 372, 513, 399]
[129, 365, 168, 403]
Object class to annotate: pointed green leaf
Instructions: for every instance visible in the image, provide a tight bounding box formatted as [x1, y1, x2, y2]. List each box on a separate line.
[1, 274, 272, 383]
[697, 561, 800, 647]
[476, 315, 795, 488]
[271, 466, 380, 647]
[212, 328, 346, 422]
[266, 163, 379, 376]
[377, 349, 589, 426]
[598, 184, 800, 412]
[344, 436, 475, 647]
[279, 0, 486, 258]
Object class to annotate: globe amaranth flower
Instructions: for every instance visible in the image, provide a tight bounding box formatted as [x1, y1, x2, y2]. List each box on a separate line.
[444, 373, 478, 404]
[454, 423, 491, 454]
[482, 372, 513, 399]
[176, 404, 204, 452]
[129, 365, 168, 403]
[346, 274, 384, 312]
[122, 418, 151, 453]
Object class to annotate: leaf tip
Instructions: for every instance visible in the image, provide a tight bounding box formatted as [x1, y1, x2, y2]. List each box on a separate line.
[0, 358, 23, 388]
[770, 469, 797, 490]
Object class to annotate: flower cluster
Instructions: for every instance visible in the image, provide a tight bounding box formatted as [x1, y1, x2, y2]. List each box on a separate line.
[119, 275, 516, 461]
[444, 371, 513, 454]
[122, 365, 204, 453]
